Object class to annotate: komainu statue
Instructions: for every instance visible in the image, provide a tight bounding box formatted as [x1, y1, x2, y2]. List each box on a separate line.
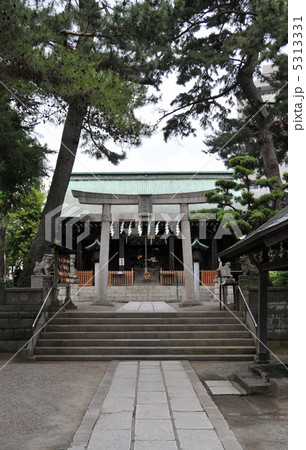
[34, 254, 53, 275]
[240, 255, 258, 276]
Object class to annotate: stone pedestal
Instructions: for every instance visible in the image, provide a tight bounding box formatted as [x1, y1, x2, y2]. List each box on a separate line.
[63, 284, 77, 309]
[238, 276, 259, 311]
[31, 275, 53, 297]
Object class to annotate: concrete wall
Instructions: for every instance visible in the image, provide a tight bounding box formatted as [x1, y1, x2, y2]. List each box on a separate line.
[239, 276, 288, 345]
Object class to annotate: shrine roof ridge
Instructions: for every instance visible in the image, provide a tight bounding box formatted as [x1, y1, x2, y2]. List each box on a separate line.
[72, 189, 210, 205]
[71, 171, 233, 177]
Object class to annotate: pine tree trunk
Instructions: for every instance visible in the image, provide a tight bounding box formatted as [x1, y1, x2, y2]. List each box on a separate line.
[18, 102, 87, 286]
[18, 1, 96, 286]
[237, 62, 281, 183]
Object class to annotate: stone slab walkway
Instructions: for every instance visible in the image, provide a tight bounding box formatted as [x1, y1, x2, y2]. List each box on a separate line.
[69, 360, 242, 450]
[116, 302, 176, 313]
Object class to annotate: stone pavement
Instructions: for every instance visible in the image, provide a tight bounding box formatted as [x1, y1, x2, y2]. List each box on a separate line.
[69, 360, 243, 450]
[116, 302, 176, 312]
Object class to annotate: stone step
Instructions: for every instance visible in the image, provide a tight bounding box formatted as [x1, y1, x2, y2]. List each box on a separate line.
[41, 330, 251, 339]
[37, 338, 254, 347]
[34, 309, 255, 361]
[45, 323, 247, 332]
[34, 354, 255, 361]
[50, 317, 243, 325]
[34, 345, 256, 355]
[54, 311, 242, 319]
[234, 372, 271, 394]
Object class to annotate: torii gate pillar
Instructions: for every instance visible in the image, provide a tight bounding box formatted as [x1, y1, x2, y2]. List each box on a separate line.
[180, 204, 201, 307]
[93, 203, 114, 306]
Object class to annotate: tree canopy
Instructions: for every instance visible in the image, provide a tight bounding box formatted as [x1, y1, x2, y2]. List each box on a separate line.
[1, 0, 168, 284]
[4, 188, 45, 285]
[0, 87, 47, 214]
[0, 87, 48, 280]
[0, 0, 154, 162]
[199, 155, 288, 234]
[160, 0, 288, 182]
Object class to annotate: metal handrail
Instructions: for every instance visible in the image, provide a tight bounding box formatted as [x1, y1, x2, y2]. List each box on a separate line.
[32, 284, 55, 331]
[236, 284, 257, 328]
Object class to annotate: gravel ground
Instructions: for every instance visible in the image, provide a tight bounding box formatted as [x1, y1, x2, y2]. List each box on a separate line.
[191, 358, 288, 450]
[0, 353, 287, 450]
[0, 355, 109, 450]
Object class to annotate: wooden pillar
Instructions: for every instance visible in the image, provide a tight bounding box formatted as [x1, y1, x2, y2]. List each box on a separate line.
[76, 241, 83, 270]
[211, 235, 218, 269]
[94, 204, 113, 306]
[180, 204, 200, 306]
[256, 268, 269, 363]
[169, 236, 175, 270]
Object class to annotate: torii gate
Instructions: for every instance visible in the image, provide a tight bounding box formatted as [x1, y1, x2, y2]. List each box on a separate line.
[72, 190, 209, 307]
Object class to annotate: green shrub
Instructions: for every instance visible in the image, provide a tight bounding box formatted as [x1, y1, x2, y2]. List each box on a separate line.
[269, 271, 288, 287]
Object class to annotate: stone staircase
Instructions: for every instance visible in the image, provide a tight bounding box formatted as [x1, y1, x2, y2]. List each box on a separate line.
[59, 285, 217, 303]
[33, 310, 256, 361]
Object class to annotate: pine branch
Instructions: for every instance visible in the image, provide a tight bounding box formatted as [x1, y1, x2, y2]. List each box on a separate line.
[159, 81, 239, 121]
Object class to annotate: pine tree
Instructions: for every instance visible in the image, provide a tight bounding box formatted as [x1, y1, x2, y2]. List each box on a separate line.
[203, 156, 287, 234]
[0, 0, 168, 284]
[161, 0, 287, 185]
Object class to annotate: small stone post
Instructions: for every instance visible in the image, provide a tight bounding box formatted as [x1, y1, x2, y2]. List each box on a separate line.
[193, 261, 200, 300]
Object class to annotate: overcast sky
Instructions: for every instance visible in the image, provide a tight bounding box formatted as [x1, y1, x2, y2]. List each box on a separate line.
[37, 74, 227, 178]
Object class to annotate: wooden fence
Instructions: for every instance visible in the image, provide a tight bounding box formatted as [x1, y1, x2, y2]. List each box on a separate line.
[160, 270, 184, 285]
[108, 270, 134, 286]
[76, 269, 216, 287]
[201, 270, 217, 286]
[76, 270, 93, 286]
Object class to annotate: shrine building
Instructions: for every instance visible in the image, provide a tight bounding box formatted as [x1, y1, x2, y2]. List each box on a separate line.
[59, 171, 239, 305]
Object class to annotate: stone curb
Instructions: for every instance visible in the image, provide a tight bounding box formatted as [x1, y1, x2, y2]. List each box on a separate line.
[181, 361, 243, 450]
[68, 360, 118, 449]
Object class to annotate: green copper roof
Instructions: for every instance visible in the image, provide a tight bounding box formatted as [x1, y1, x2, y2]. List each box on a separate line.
[62, 171, 233, 217]
[191, 238, 209, 250]
[85, 238, 100, 250]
